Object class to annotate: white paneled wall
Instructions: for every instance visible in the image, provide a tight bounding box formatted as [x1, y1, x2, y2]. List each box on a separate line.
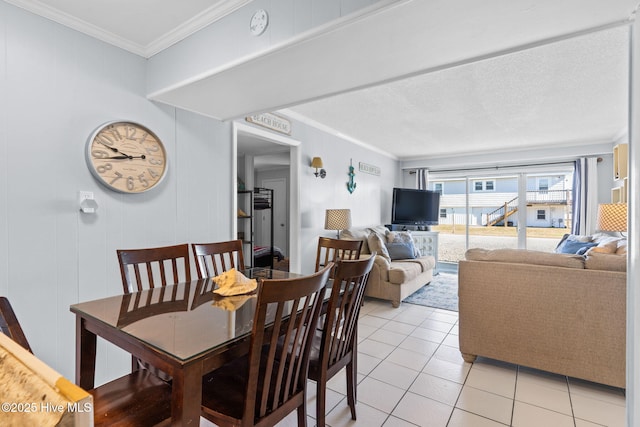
[0, 3, 233, 383]
[0, 1, 400, 385]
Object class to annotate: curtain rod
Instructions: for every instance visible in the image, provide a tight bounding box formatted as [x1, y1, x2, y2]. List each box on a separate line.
[407, 158, 601, 174]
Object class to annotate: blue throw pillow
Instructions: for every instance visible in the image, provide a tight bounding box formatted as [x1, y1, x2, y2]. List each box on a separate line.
[386, 242, 416, 260]
[557, 240, 597, 255]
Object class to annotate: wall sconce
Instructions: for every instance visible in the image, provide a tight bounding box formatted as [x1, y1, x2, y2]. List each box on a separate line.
[311, 157, 326, 178]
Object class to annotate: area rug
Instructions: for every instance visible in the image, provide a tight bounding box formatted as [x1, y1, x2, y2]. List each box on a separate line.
[402, 272, 458, 312]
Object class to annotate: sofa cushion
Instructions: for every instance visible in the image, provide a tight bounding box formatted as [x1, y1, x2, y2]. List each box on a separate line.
[388, 261, 423, 284]
[465, 248, 585, 269]
[585, 252, 627, 272]
[368, 232, 391, 262]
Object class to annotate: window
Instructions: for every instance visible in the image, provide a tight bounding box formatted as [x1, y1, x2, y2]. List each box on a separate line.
[433, 182, 443, 195]
[440, 208, 447, 218]
[538, 178, 549, 191]
[473, 180, 495, 192]
[537, 209, 546, 220]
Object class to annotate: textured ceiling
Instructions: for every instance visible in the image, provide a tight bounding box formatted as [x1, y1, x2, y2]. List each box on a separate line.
[287, 26, 629, 160]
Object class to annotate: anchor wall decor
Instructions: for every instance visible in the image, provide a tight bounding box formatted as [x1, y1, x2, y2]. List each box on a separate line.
[347, 159, 357, 194]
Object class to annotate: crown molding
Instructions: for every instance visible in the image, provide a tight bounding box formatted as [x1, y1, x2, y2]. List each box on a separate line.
[145, 0, 252, 57]
[4, 0, 147, 55]
[4, 0, 251, 58]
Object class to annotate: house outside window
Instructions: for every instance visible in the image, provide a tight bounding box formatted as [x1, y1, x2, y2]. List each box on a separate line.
[473, 180, 496, 192]
[538, 178, 549, 194]
[433, 182, 443, 195]
[440, 208, 447, 218]
[537, 209, 546, 220]
[538, 178, 549, 191]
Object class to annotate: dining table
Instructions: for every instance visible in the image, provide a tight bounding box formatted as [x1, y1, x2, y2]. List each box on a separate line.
[70, 267, 297, 426]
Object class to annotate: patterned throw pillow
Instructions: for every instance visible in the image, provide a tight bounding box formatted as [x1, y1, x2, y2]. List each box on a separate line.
[387, 231, 421, 257]
[367, 232, 390, 262]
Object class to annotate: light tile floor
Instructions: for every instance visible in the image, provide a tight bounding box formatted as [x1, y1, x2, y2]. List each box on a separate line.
[269, 298, 626, 427]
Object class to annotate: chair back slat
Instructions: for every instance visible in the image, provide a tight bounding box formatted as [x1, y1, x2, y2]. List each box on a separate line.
[0, 297, 32, 353]
[321, 255, 375, 368]
[245, 263, 332, 423]
[117, 244, 191, 293]
[315, 237, 362, 276]
[191, 240, 245, 279]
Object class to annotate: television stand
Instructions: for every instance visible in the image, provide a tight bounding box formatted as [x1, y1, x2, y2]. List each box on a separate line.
[411, 231, 438, 273]
[385, 225, 439, 273]
[385, 224, 431, 232]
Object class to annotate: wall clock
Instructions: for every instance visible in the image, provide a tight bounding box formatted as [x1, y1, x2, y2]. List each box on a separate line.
[86, 121, 168, 194]
[249, 9, 269, 36]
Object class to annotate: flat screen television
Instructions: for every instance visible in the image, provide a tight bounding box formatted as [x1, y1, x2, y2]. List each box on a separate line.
[391, 187, 440, 225]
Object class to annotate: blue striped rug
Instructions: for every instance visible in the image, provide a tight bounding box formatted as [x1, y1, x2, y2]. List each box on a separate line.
[402, 272, 458, 312]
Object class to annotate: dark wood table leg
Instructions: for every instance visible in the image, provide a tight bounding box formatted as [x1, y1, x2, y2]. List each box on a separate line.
[75, 316, 97, 390]
[170, 364, 202, 426]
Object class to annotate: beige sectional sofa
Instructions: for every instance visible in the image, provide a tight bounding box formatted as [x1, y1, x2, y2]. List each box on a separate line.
[458, 246, 626, 388]
[340, 226, 436, 307]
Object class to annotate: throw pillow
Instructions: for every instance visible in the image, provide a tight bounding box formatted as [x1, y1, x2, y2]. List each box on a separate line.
[387, 231, 421, 257]
[386, 241, 417, 260]
[616, 239, 627, 255]
[367, 232, 391, 262]
[555, 234, 595, 255]
[557, 240, 597, 255]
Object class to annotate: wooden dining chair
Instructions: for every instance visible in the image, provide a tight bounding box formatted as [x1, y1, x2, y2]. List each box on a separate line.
[117, 243, 191, 376]
[315, 237, 363, 276]
[308, 255, 376, 427]
[191, 239, 245, 279]
[0, 296, 32, 353]
[0, 296, 172, 426]
[200, 263, 333, 427]
[117, 243, 191, 294]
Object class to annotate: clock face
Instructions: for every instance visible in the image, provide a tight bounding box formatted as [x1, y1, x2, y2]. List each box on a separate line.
[86, 121, 168, 194]
[250, 9, 268, 36]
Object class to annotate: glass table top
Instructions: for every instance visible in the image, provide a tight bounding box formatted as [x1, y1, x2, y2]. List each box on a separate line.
[70, 268, 294, 361]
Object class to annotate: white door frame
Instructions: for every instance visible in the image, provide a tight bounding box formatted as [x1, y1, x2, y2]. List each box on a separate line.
[232, 121, 302, 273]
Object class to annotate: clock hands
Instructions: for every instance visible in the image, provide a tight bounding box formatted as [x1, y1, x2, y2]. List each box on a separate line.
[97, 140, 137, 158]
[97, 140, 146, 160]
[107, 155, 147, 160]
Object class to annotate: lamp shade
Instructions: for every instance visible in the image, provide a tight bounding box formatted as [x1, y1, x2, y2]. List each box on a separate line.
[324, 209, 352, 231]
[597, 203, 627, 232]
[311, 157, 323, 168]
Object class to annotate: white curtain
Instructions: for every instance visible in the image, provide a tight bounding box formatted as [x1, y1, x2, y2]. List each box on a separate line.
[416, 169, 429, 190]
[572, 157, 598, 235]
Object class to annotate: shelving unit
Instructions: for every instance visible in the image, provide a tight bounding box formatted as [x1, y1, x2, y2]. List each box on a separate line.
[237, 190, 254, 265]
[612, 143, 628, 202]
[253, 187, 274, 268]
[237, 188, 274, 268]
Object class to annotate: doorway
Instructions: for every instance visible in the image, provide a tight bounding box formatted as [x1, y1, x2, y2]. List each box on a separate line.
[232, 122, 301, 273]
